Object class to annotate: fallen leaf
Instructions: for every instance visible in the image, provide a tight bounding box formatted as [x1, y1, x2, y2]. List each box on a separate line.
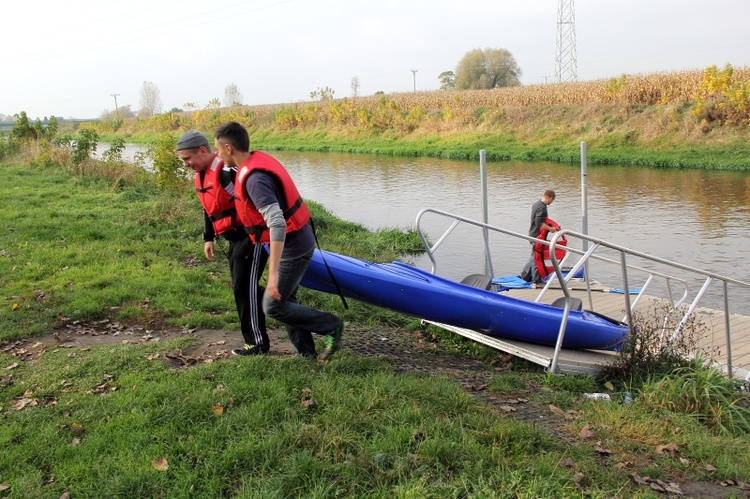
[212, 403, 224, 415]
[499, 405, 517, 413]
[0, 483, 9, 491]
[573, 472, 584, 484]
[679, 457, 690, 466]
[561, 458, 575, 468]
[11, 396, 37, 411]
[604, 381, 615, 391]
[656, 442, 679, 457]
[594, 441, 612, 455]
[146, 353, 160, 361]
[650, 482, 666, 493]
[70, 437, 80, 446]
[301, 399, 315, 408]
[12, 303, 18, 310]
[705, 463, 717, 472]
[549, 404, 565, 416]
[5, 363, 18, 370]
[152, 457, 169, 471]
[579, 424, 595, 439]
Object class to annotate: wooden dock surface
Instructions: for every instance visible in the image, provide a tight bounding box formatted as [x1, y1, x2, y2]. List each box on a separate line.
[502, 284, 750, 380]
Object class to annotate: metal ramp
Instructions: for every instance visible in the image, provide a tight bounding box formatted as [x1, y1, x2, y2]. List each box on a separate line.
[415, 207, 750, 379]
[422, 320, 617, 376]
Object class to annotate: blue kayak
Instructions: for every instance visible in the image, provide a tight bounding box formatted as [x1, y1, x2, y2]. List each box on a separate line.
[300, 249, 628, 351]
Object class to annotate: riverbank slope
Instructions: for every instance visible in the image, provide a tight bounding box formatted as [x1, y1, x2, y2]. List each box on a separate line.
[96, 66, 750, 170]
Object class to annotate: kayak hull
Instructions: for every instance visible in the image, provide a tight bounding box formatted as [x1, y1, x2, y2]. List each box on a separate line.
[300, 250, 628, 351]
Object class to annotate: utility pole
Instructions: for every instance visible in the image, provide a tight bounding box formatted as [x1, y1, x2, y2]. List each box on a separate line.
[411, 69, 418, 92]
[110, 93, 120, 113]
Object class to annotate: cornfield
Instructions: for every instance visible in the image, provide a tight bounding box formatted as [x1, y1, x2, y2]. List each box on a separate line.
[98, 65, 750, 135]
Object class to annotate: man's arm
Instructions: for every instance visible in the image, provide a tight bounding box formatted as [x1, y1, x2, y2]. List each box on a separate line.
[203, 210, 216, 261]
[258, 203, 287, 300]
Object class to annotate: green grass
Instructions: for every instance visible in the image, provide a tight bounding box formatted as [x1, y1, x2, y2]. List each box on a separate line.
[1, 156, 749, 497]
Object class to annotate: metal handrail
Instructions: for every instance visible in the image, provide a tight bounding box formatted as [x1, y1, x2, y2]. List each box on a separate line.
[415, 207, 750, 378]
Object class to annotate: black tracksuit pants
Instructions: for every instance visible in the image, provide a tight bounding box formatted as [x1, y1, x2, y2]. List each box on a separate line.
[226, 237, 269, 347]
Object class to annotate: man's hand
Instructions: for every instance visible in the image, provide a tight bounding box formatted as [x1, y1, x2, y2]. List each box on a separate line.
[204, 241, 216, 261]
[266, 271, 281, 301]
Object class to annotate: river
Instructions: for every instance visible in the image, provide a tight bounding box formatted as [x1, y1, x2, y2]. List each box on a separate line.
[102, 143, 750, 315]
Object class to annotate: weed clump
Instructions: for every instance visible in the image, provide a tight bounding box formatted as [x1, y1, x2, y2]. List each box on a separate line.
[601, 303, 750, 436]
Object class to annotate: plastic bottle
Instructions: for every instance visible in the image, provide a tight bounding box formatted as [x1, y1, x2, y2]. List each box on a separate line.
[583, 393, 611, 401]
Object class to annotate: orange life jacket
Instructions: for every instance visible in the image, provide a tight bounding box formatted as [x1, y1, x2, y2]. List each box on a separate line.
[533, 218, 568, 279]
[235, 151, 310, 243]
[194, 153, 238, 236]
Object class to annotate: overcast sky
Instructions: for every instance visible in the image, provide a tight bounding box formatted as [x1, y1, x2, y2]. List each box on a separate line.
[3, 0, 749, 120]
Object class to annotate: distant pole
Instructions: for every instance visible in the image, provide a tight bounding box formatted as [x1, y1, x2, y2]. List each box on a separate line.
[110, 93, 120, 113]
[411, 69, 418, 92]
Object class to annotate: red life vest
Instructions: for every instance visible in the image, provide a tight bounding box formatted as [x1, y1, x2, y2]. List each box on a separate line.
[235, 151, 310, 243]
[533, 218, 568, 279]
[194, 153, 238, 236]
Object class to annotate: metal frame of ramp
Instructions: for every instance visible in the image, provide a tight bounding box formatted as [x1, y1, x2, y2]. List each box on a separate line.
[422, 320, 617, 376]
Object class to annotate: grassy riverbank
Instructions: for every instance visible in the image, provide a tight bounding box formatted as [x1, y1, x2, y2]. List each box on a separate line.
[89, 66, 750, 171]
[1, 148, 749, 496]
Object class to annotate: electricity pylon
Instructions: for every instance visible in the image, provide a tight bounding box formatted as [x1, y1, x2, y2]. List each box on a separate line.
[555, 0, 578, 83]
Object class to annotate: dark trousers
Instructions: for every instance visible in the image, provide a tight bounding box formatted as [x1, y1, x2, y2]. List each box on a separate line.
[227, 238, 269, 346]
[262, 248, 341, 358]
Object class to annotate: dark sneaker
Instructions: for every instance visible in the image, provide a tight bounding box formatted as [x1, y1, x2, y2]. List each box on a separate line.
[319, 321, 344, 361]
[231, 344, 269, 356]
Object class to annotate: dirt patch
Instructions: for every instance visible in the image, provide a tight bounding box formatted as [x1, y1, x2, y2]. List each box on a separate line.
[2, 320, 748, 498]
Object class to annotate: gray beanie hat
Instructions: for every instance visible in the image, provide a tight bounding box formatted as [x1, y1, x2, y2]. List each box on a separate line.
[176, 131, 209, 151]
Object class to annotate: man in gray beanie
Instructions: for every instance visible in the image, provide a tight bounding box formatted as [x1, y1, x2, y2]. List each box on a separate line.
[176, 130, 270, 355]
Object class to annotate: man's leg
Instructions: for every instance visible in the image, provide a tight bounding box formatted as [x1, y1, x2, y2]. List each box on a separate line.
[262, 249, 342, 354]
[229, 238, 268, 349]
[283, 286, 317, 358]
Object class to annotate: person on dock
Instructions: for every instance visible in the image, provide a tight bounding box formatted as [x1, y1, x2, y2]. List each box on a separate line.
[176, 131, 270, 356]
[520, 189, 557, 287]
[213, 121, 344, 360]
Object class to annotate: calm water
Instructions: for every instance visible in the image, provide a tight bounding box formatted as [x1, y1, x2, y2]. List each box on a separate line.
[271, 150, 750, 315]
[108, 144, 750, 314]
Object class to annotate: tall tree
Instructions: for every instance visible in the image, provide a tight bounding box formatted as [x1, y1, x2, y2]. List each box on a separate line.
[350, 76, 360, 97]
[438, 71, 455, 90]
[223, 83, 243, 107]
[454, 48, 521, 90]
[139, 81, 162, 117]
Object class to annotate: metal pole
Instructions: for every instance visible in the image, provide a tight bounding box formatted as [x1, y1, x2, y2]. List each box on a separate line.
[480, 150, 490, 274]
[580, 142, 591, 295]
[580, 142, 588, 242]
